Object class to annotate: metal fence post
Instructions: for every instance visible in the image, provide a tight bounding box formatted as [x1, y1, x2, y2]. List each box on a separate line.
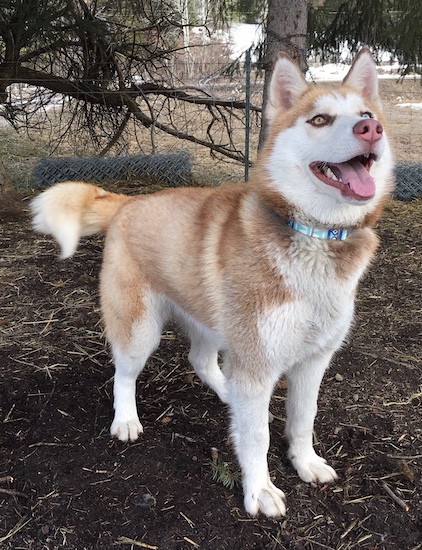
[245, 48, 251, 182]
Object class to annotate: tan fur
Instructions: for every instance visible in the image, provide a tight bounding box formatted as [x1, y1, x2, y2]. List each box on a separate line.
[329, 229, 379, 279]
[96, 185, 294, 352]
[45, 181, 131, 233]
[31, 49, 394, 518]
[35, 175, 380, 352]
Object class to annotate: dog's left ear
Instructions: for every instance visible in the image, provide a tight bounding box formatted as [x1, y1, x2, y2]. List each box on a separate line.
[343, 47, 381, 106]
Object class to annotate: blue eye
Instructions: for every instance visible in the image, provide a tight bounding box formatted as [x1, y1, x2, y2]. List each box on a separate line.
[361, 112, 373, 119]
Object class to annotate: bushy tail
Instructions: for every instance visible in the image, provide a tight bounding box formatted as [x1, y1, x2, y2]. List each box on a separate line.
[31, 181, 131, 259]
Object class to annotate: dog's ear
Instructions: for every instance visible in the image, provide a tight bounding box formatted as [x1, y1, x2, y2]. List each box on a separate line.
[343, 47, 381, 106]
[265, 52, 309, 121]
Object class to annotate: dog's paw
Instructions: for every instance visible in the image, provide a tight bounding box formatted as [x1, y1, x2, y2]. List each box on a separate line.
[110, 418, 143, 442]
[291, 453, 337, 484]
[244, 481, 286, 517]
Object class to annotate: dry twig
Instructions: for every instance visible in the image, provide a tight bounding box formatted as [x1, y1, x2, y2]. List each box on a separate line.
[382, 483, 409, 512]
[115, 536, 158, 549]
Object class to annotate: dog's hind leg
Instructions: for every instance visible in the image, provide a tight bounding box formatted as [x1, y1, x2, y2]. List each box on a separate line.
[186, 323, 228, 404]
[105, 292, 166, 443]
[229, 369, 286, 517]
[110, 340, 157, 442]
[286, 352, 338, 484]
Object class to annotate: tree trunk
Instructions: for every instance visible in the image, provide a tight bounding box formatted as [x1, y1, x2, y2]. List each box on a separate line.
[258, 0, 308, 149]
[0, 157, 12, 193]
[0, 155, 22, 221]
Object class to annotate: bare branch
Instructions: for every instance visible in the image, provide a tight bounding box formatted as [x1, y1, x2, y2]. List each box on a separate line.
[0, 63, 246, 162]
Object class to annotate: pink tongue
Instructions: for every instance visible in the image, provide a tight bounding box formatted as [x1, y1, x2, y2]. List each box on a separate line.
[331, 158, 376, 198]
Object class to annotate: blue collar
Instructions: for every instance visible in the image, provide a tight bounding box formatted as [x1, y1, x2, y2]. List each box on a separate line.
[287, 220, 352, 241]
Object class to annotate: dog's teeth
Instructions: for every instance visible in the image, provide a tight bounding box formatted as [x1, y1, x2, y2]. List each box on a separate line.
[326, 168, 338, 181]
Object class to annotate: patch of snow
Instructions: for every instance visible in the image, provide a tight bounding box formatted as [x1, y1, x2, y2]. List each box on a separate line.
[306, 63, 350, 82]
[396, 103, 422, 110]
[229, 23, 261, 59]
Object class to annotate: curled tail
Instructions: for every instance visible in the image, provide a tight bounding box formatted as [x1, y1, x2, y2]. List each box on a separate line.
[31, 181, 131, 259]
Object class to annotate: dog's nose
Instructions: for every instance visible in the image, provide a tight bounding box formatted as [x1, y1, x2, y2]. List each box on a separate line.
[353, 118, 383, 143]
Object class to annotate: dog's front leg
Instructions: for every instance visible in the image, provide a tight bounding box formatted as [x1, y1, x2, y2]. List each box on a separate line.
[286, 352, 338, 484]
[229, 376, 286, 517]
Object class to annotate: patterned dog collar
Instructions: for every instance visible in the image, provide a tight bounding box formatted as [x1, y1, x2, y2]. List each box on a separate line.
[287, 220, 352, 241]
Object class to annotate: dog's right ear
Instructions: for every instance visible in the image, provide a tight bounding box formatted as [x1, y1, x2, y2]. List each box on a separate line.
[265, 52, 309, 122]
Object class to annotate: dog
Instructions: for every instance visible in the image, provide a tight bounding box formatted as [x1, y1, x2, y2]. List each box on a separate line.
[31, 47, 394, 517]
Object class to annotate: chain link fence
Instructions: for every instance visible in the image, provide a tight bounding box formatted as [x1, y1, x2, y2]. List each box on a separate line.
[33, 152, 192, 188]
[394, 163, 422, 201]
[32, 155, 422, 201]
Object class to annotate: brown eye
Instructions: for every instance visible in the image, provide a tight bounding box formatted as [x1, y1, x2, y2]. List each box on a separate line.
[308, 114, 331, 127]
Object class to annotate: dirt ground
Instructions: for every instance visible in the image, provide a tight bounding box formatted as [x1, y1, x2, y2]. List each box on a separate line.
[0, 181, 421, 550]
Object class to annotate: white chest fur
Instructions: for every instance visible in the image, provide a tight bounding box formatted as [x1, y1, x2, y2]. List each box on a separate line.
[258, 233, 365, 371]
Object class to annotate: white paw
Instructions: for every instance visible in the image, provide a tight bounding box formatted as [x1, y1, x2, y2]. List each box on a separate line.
[244, 480, 286, 517]
[291, 453, 338, 484]
[110, 418, 143, 442]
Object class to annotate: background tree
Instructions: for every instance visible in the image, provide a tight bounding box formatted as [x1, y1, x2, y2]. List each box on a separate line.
[258, 0, 420, 147]
[308, 0, 422, 75]
[258, 0, 308, 148]
[0, 0, 252, 161]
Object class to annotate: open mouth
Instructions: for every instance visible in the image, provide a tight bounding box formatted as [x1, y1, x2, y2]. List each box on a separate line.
[310, 153, 377, 201]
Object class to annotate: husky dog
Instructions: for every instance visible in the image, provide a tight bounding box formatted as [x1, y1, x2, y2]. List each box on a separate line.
[31, 47, 393, 517]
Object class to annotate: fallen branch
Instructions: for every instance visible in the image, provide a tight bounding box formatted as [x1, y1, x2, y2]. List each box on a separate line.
[382, 483, 409, 512]
[386, 453, 422, 460]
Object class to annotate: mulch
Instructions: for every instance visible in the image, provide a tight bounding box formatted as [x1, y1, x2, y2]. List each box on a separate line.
[0, 187, 421, 549]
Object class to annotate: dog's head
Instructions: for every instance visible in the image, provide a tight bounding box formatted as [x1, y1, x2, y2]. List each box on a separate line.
[259, 47, 394, 227]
